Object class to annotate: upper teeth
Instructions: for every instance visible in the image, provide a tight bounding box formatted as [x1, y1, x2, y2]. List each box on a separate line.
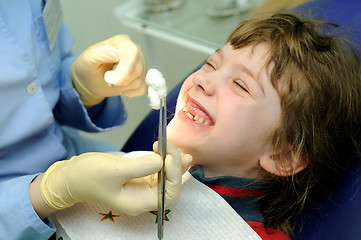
[183, 108, 211, 126]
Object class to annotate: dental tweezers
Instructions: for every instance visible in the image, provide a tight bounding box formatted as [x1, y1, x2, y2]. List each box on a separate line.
[158, 97, 167, 240]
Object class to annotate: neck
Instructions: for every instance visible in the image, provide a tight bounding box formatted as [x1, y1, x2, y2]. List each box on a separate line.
[199, 164, 262, 179]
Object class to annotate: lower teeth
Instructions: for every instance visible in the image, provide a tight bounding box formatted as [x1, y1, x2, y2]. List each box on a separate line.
[184, 110, 210, 126]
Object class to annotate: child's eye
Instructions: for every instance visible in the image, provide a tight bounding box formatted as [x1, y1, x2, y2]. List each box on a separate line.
[202, 60, 216, 70]
[234, 80, 249, 93]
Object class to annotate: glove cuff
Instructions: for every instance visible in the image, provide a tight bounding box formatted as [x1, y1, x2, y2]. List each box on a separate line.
[41, 160, 75, 210]
[71, 65, 105, 106]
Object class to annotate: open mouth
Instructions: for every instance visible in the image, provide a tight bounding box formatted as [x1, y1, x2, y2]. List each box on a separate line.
[182, 97, 214, 126]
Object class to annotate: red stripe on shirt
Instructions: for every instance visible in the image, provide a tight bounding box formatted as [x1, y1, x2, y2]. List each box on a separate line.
[208, 184, 266, 197]
[246, 221, 291, 240]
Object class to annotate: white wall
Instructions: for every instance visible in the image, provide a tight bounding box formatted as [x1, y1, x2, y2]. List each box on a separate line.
[60, 0, 209, 147]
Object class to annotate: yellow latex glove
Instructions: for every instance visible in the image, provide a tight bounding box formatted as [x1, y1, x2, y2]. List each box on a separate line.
[40, 143, 192, 216]
[71, 35, 147, 106]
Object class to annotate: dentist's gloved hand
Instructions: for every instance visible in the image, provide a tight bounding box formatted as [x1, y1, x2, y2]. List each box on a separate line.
[40, 144, 192, 216]
[152, 141, 193, 206]
[70, 35, 147, 106]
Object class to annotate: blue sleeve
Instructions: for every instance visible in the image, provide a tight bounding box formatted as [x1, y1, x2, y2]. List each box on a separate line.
[0, 175, 55, 240]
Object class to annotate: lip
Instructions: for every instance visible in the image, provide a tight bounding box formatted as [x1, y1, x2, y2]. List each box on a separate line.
[182, 94, 215, 126]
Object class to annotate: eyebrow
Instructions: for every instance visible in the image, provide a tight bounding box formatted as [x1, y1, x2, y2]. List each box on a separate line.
[215, 48, 265, 95]
[216, 49, 255, 80]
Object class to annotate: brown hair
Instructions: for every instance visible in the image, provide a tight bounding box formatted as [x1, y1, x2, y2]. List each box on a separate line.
[228, 13, 361, 236]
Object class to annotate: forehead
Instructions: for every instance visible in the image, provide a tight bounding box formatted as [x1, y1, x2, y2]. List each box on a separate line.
[217, 43, 272, 70]
[219, 42, 271, 55]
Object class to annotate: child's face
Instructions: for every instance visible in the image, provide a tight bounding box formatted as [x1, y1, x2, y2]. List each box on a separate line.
[167, 43, 282, 179]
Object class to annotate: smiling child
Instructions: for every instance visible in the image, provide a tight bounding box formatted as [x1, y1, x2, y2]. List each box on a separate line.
[167, 12, 361, 238]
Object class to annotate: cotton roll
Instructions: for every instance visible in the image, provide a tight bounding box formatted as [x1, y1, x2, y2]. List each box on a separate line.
[145, 69, 167, 109]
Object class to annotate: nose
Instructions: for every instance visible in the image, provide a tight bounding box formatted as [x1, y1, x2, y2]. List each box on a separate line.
[192, 71, 215, 95]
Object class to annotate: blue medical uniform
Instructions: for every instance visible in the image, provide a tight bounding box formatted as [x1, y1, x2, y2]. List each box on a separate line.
[0, 0, 127, 239]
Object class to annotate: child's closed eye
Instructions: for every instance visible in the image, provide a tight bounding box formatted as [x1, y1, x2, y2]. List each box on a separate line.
[234, 80, 249, 93]
[202, 60, 216, 70]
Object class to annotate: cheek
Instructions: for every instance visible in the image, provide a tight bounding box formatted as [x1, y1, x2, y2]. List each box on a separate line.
[218, 103, 265, 143]
[175, 77, 193, 110]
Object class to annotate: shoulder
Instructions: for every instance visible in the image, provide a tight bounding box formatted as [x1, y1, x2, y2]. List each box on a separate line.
[246, 221, 290, 240]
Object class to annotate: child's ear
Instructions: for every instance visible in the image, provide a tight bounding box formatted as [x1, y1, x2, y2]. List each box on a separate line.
[259, 144, 307, 177]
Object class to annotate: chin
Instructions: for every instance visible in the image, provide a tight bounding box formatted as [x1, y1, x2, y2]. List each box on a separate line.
[167, 116, 190, 146]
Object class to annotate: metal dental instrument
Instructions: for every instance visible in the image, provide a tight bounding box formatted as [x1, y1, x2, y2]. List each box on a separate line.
[158, 97, 167, 240]
[144, 68, 167, 239]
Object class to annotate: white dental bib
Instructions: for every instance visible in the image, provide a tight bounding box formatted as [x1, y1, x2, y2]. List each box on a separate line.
[50, 152, 262, 240]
